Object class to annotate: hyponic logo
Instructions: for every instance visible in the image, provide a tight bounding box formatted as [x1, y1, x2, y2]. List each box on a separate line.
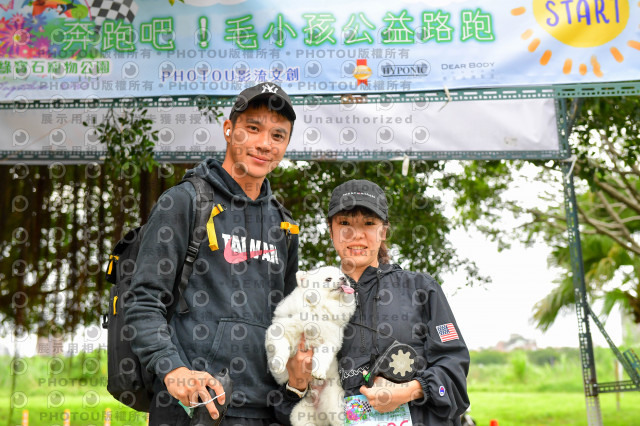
[222, 234, 278, 264]
[381, 63, 431, 77]
[511, 1, 638, 77]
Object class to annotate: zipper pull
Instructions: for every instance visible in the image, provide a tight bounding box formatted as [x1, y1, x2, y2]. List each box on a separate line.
[352, 279, 359, 307]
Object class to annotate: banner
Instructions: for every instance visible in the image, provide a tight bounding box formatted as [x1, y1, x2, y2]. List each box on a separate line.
[0, 98, 560, 162]
[0, 0, 638, 100]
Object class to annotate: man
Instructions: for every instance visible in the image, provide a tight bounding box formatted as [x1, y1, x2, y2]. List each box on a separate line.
[126, 82, 303, 425]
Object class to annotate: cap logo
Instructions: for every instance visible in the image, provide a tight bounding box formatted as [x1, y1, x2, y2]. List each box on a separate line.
[261, 83, 279, 94]
[342, 191, 375, 200]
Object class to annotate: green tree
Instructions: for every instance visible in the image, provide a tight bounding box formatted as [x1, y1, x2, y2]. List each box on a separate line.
[1, 106, 185, 423]
[270, 160, 497, 285]
[531, 97, 639, 328]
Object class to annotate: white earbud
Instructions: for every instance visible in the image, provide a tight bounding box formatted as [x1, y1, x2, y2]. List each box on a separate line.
[226, 129, 230, 136]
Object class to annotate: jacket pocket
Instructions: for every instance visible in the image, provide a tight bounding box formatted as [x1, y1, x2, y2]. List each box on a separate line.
[208, 320, 227, 363]
[206, 318, 276, 409]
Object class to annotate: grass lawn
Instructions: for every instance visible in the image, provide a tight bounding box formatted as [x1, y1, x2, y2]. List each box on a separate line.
[468, 391, 640, 426]
[3, 349, 640, 425]
[2, 392, 640, 425]
[0, 394, 147, 426]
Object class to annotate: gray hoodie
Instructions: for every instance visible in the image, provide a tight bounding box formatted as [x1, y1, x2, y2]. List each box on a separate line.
[127, 159, 298, 419]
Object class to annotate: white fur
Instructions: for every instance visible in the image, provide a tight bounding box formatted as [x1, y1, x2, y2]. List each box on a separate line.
[265, 266, 356, 426]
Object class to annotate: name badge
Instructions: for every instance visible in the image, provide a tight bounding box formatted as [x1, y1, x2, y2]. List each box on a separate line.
[344, 395, 413, 426]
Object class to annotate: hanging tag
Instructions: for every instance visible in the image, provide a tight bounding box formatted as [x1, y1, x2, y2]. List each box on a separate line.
[401, 155, 410, 177]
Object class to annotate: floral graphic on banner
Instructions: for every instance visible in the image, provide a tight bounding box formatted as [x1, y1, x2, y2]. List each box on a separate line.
[0, 0, 139, 59]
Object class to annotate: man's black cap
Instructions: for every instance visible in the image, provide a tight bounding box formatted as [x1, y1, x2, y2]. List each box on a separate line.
[231, 82, 296, 122]
[328, 179, 388, 222]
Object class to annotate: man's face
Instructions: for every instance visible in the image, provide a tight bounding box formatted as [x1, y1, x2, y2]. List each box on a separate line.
[223, 105, 292, 180]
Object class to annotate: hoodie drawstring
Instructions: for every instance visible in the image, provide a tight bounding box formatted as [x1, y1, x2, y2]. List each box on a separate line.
[244, 204, 251, 264]
[372, 271, 383, 355]
[259, 204, 265, 263]
[244, 202, 268, 265]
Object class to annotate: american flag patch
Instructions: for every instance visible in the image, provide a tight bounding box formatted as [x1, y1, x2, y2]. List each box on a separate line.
[436, 323, 459, 342]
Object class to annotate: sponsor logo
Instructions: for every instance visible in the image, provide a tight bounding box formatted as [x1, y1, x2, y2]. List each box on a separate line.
[352, 59, 371, 86]
[380, 63, 431, 77]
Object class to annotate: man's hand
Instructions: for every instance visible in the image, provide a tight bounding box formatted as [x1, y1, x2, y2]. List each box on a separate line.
[359, 374, 423, 413]
[285, 336, 313, 391]
[164, 367, 226, 420]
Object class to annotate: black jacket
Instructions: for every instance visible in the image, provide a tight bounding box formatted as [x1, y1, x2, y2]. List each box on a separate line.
[275, 263, 469, 425]
[126, 159, 298, 419]
[340, 264, 470, 425]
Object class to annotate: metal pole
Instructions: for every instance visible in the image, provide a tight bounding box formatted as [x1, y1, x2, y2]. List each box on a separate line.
[562, 162, 603, 425]
[615, 361, 621, 411]
[560, 97, 603, 425]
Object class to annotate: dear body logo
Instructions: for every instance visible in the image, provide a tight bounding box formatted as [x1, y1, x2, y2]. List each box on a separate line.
[512, 0, 639, 76]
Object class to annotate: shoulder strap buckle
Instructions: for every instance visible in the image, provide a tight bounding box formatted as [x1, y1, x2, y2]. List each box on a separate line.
[280, 222, 299, 234]
[185, 244, 199, 264]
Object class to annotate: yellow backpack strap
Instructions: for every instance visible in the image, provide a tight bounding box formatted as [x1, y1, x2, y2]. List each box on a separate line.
[207, 203, 225, 251]
[107, 255, 119, 275]
[280, 222, 299, 234]
[271, 197, 298, 251]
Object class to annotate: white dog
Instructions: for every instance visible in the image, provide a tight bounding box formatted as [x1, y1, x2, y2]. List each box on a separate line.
[265, 266, 356, 426]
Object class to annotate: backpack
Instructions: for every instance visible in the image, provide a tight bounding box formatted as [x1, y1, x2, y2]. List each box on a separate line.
[101, 175, 298, 412]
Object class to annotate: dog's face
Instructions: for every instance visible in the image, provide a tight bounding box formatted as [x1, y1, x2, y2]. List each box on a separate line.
[296, 266, 351, 299]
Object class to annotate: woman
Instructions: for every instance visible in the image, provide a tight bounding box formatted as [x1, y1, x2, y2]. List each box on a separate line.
[279, 179, 470, 426]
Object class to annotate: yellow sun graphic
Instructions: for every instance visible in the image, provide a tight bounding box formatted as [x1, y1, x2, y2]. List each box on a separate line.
[511, 1, 639, 77]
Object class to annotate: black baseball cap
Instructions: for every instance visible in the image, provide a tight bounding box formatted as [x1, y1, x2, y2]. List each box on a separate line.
[230, 82, 296, 122]
[328, 179, 388, 221]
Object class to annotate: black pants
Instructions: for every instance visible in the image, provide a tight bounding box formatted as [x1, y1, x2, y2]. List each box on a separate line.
[148, 389, 281, 426]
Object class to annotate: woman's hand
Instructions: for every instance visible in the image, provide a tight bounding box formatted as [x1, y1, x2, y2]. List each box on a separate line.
[286, 336, 314, 391]
[359, 374, 424, 413]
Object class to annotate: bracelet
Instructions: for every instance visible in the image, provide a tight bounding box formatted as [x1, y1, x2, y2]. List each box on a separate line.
[285, 382, 307, 398]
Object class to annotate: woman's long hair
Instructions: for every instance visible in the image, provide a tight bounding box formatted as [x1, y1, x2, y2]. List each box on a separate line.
[328, 206, 391, 265]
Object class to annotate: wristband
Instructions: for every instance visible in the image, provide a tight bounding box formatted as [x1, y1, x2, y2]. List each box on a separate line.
[286, 382, 307, 398]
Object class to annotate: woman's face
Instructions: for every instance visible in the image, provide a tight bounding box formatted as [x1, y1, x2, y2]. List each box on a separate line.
[330, 211, 387, 279]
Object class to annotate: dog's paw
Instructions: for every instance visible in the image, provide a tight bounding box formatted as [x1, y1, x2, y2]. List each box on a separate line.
[311, 369, 327, 380]
[311, 355, 331, 381]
